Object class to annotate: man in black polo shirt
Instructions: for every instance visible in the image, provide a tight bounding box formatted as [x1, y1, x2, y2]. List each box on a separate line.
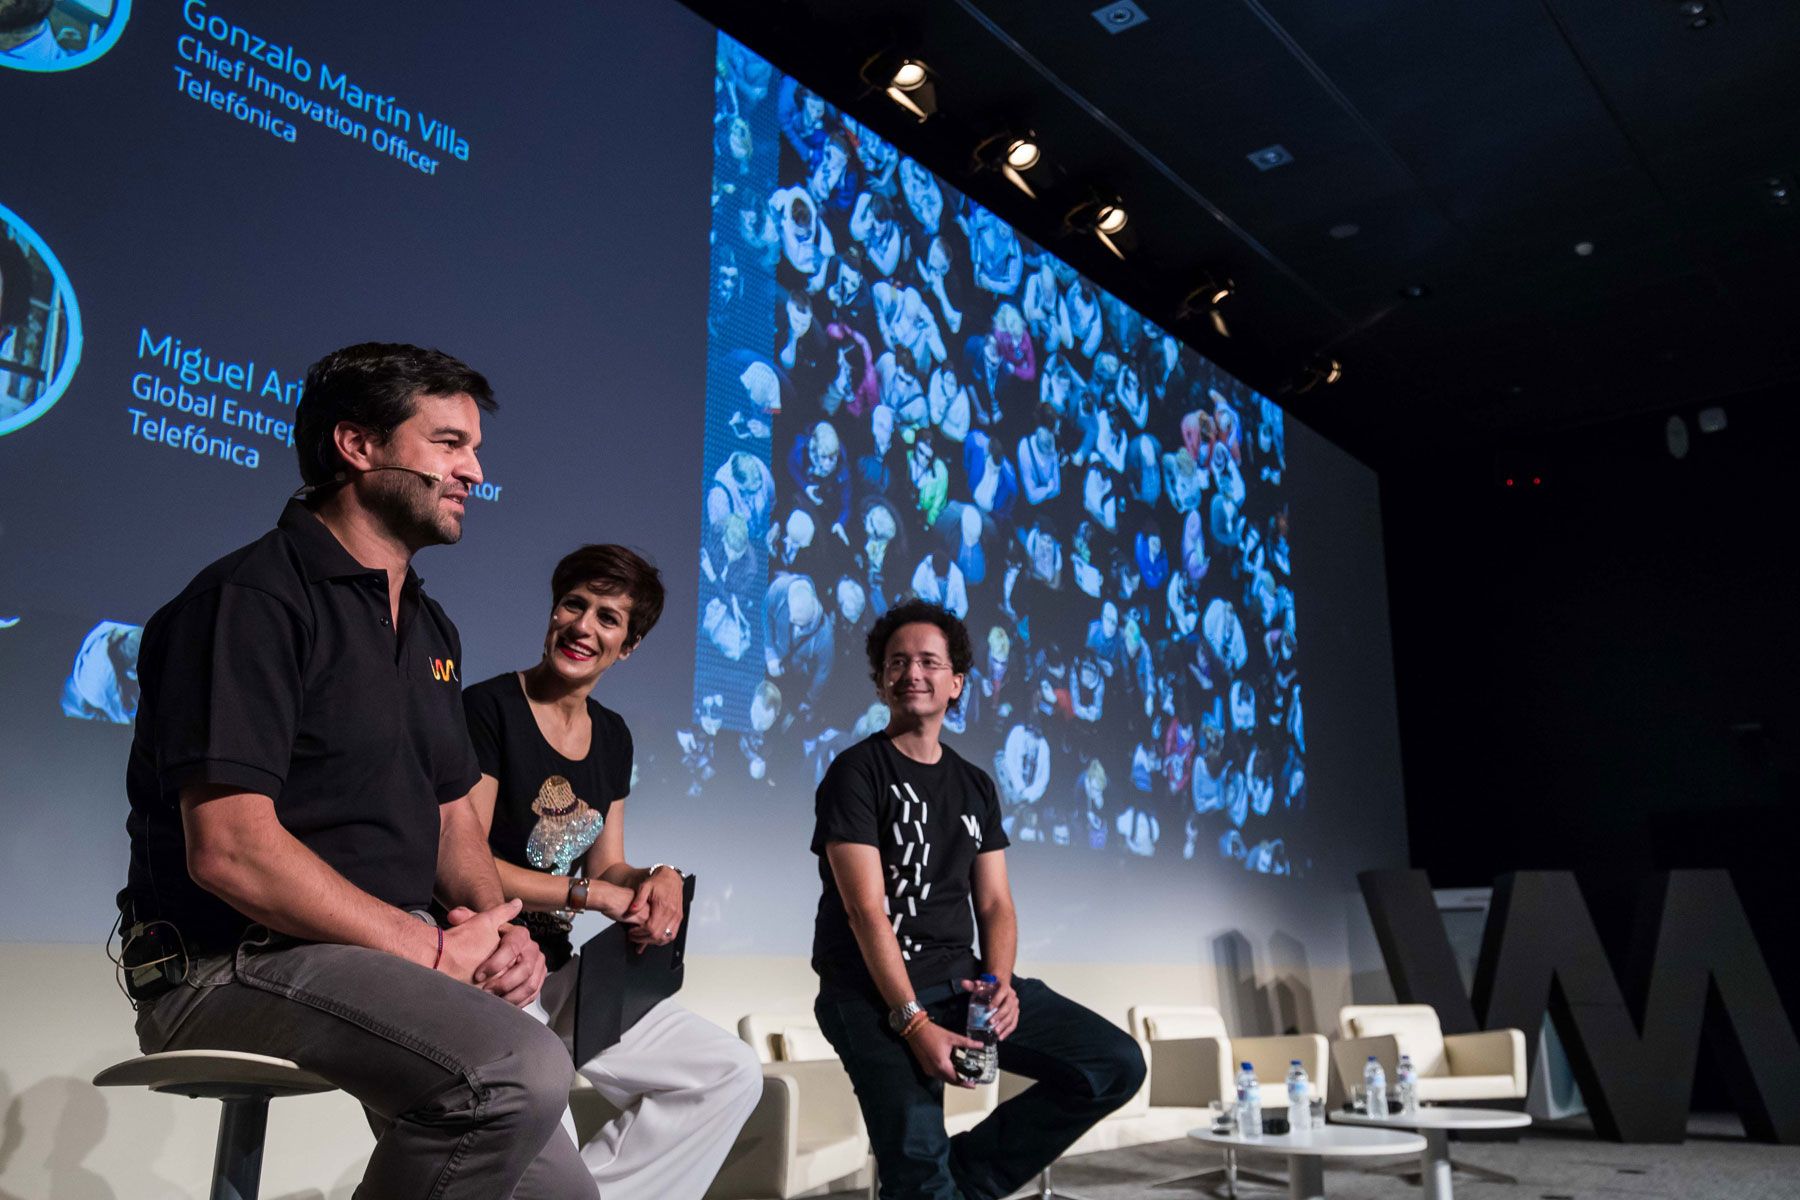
[121, 343, 589, 1199]
[812, 599, 1146, 1199]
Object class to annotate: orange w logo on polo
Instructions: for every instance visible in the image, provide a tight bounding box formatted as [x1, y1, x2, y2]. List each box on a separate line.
[429, 657, 459, 682]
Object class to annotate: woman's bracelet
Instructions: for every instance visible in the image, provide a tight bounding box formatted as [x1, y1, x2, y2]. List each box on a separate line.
[900, 1010, 931, 1041]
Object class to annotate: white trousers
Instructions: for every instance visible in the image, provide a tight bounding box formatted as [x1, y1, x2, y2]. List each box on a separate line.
[526, 956, 762, 1200]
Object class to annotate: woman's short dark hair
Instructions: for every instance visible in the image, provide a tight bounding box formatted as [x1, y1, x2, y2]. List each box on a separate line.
[293, 342, 495, 489]
[866, 600, 974, 685]
[551, 544, 665, 651]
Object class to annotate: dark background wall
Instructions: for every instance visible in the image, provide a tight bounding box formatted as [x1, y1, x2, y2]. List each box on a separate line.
[1382, 381, 1800, 1032]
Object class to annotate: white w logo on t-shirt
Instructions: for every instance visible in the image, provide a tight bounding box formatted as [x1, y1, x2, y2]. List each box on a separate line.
[961, 813, 982, 844]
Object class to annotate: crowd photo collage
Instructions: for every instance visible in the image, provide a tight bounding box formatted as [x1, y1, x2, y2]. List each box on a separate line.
[688, 36, 1306, 874]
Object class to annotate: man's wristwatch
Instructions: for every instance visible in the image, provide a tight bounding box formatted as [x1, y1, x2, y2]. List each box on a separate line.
[887, 1000, 924, 1035]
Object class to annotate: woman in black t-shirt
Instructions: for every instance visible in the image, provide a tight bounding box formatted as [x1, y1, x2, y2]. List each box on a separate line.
[463, 544, 759, 1200]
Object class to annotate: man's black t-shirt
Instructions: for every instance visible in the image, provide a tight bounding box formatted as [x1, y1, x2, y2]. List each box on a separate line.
[811, 733, 1010, 995]
[124, 502, 482, 952]
[462, 673, 633, 964]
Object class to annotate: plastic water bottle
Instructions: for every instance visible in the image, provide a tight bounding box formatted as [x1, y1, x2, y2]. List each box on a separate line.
[963, 974, 999, 1084]
[1285, 1060, 1310, 1132]
[1362, 1055, 1388, 1116]
[1236, 1062, 1263, 1137]
[1395, 1053, 1418, 1115]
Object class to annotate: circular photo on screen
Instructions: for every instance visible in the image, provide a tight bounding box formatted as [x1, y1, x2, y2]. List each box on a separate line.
[0, 202, 82, 436]
[0, 0, 129, 71]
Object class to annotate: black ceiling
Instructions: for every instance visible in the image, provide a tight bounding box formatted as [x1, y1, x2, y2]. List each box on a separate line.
[682, 0, 1800, 466]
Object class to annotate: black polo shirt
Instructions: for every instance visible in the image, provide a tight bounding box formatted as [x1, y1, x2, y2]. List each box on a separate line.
[124, 501, 481, 951]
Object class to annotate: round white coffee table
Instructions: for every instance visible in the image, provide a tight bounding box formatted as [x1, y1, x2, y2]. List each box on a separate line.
[1330, 1107, 1531, 1200]
[1187, 1124, 1427, 1200]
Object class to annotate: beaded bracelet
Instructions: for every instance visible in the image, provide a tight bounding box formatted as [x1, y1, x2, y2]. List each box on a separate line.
[900, 1010, 931, 1040]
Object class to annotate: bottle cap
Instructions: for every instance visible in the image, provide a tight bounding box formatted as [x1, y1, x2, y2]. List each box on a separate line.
[1367, 1055, 1378, 1062]
[1241, 1062, 1253, 1071]
[1290, 1059, 1301, 1066]
[979, 973, 998, 983]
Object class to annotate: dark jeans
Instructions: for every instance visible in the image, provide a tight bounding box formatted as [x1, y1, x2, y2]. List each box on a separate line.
[815, 977, 1146, 1200]
[135, 933, 590, 1199]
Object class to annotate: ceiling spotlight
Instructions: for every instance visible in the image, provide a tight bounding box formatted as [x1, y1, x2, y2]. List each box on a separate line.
[1179, 274, 1236, 338]
[1065, 196, 1132, 257]
[1005, 137, 1042, 172]
[891, 60, 927, 90]
[1181, 274, 1235, 313]
[974, 131, 1047, 196]
[861, 51, 938, 121]
[1293, 354, 1343, 394]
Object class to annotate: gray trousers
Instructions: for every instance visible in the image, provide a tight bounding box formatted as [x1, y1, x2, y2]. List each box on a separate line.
[135, 933, 592, 1199]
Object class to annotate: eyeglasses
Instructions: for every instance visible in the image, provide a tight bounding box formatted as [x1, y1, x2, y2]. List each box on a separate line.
[885, 655, 952, 675]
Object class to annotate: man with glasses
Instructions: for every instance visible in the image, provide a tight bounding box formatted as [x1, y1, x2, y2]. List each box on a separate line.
[810, 599, 1145, 1199]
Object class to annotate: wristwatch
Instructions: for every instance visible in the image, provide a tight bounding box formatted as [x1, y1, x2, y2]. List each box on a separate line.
[887, 1000, 924, 1035]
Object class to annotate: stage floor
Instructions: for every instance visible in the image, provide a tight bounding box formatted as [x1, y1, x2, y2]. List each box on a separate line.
[825, 1115, 1796, 1200]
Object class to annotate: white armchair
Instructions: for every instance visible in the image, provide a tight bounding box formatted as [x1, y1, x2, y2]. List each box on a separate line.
[1129, 1005, 1328, 1114]
[739, 1012, 840, 1065]
[1334, 1005, 1527, 1106]
[1126, 1006, 1326, 1197]
[705, 1014, 869, 1200]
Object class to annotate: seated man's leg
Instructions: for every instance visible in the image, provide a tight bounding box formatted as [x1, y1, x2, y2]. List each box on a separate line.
[561, 995, 762, 1200]
[948, 977, 1146, 1200]
[138, 940, 589, 1200]
[815, 991, 961, 1200]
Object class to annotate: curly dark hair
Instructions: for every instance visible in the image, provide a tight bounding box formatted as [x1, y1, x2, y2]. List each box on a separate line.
[865, 600, 974, 686]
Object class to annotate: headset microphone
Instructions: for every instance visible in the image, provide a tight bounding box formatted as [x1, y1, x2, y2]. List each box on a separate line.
[364, 465, 445, 484]
[291, 464, 444, 500]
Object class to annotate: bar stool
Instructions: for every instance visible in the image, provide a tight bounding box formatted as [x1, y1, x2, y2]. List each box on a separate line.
[94, 1049, 334, 1200]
